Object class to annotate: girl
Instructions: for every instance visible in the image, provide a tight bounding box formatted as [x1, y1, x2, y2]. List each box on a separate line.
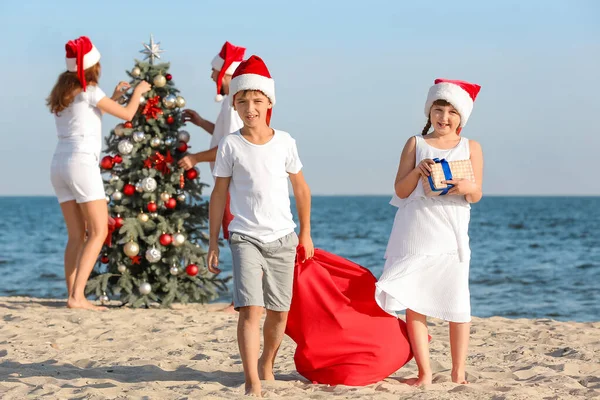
[47, 36, 151, 310]
[375, 78, 483, 386]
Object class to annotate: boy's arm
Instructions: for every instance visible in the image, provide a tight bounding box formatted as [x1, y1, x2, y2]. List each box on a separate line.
[177, 147, 219, 170]
[289, 171, 314, 260]
[207, 176, 231, 274]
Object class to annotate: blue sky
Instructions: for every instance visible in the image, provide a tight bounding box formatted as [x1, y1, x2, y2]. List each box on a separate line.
[1, 0, 598, 195]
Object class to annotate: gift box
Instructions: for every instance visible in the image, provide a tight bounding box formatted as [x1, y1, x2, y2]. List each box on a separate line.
[422, 158, 475, 196]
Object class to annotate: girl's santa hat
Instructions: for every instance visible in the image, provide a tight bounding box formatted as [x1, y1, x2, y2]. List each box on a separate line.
[425, 78, 481, 128]
[229, 55, 276, 125]
[65, 36, 101, 92]
[211, 41, 246, 102]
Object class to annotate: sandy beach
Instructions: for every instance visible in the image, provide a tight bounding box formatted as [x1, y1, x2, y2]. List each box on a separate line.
[0, 297, 598, 399]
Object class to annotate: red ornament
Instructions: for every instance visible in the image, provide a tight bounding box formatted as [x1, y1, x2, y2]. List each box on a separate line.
[185, 168, 198, 180]
[113, 154, 123, 164]
[142, 95, 163, 121]
[165, 73, 172, 81]
[124, 121, 133, 129]
[147, 201, 158, 212]
[130, 255, 141, 265]
[114, 216, 124, 228]
[177, 141, 188, 153]
[159, 233, 173, 246]
[123, 184, 136, 196]
[165, 198, 177, 209]
[166, 115, 175, 124]
[101, 255, 109, 263]
[179, 173, 185, 189]
[100, 156, 114, 170]
[186, 264, 199, 276]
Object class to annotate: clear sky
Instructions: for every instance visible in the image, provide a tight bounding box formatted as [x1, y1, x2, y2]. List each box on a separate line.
[1, 0, 598, 196]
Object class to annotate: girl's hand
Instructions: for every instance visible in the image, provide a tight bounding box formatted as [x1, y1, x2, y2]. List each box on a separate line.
[298, 232, 314, 261]
[207, 243, 221, 274]
[134, 81, 152, 95]
[416, 158, 436, 177]
[111, 81, 131, 100]
[182, 109, 202, 126]
[177, 154, 198, 170]
[444, 178, 478, 195]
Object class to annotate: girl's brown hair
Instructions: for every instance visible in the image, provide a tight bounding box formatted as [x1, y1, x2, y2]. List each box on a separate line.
[46, 63, 101, 115]
[421, 99, 453, 136]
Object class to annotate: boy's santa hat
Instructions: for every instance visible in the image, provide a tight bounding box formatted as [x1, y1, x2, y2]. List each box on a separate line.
[211, 41, 246, 102]
[65, 36, 101, 92]
[424, 78, 481, 129]
[229, 55, 276, 125]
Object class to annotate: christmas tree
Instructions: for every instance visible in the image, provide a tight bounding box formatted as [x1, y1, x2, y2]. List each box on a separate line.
[86, 35, 229, 308]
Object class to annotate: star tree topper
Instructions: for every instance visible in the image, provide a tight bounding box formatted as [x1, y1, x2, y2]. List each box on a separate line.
[140, 34, 165, 64]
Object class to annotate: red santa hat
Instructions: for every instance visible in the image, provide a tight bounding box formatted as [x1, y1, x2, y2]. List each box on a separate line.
[65, 36, 101, 92]
[211, 41, 246, 102]
[424, 78, 481, 129]
[229, 55, 276, 125]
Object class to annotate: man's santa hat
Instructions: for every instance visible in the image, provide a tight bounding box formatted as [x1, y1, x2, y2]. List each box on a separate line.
[65, 36, 101, 92]
[229, 55, 276, 125]
[424, 78, 481, 130]
[211, 41, 246, 102]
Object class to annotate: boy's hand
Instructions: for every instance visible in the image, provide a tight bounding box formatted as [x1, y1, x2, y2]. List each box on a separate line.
[182, 109, 202, 126]
[178, 154, 198, 170]
[207, 243, 221, 274]
[298, 232, 314, 261]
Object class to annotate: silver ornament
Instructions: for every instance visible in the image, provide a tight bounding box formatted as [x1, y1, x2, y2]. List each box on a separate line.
[109, 174, 120, 183]
[172, 232, 186, 247]
[137, 212, 149, 223]
[99, 294, 110, 304]
[150, 213, 158, 218]
[111, 190, 123, 201]
[123, 241, 139, 257]
[170, 266, 180, 276]
[139, 282, 152, 295]
[139, 95, 147, 105]
[141, 177, 157, 192]
[165, 137, 175, 146]
[105, 196, 111, 203]
[177, 193, 186, 202]
[131, 67, 141, 77]
[135, 182, 144, 193]
[150, 137, 161, 148]
[140, 34, 164, 65]
[160, 192, 171, 202]
[153, 74, 166, 88]
[114, 123, 126, 137]
[162, 94, 177, 109]
[118, 139, 134, 155]
[177, 130, 190, 143]
[175, 96, 186, 108]
[117, 264, 127, 273]
[145, 247, 162, 263]
[133, 131, 145, 143]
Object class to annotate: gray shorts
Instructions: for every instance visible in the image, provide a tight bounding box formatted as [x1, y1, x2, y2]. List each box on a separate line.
[229, 232, 299, 312]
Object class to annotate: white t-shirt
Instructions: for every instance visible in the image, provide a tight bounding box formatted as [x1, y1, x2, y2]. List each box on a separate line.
[54, 85, 107, 159]
[213, 130, 303, 243]
[209, 96, 244, 171]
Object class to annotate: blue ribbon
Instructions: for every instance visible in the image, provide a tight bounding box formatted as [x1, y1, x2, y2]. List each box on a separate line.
[427, 158, 454, 195]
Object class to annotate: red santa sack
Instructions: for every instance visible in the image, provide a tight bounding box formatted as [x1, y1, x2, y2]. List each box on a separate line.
[285, 246, 414, 386]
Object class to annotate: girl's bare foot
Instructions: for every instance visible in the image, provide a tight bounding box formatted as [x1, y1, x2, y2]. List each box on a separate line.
[451, 370, 469, 384]
[67, 298, 107, 311]
[258, 357, 275, 381]
[245, 381, 262, 397]
[408, 372, 432, 387]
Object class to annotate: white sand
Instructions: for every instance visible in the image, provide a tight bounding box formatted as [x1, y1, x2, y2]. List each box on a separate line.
[0, 297, 598, 399]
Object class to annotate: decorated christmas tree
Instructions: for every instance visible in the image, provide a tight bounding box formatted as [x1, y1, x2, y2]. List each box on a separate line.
[86, 35, 229, 307]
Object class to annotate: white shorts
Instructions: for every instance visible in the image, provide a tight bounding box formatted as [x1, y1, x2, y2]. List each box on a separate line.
[50, 152, 106, 204]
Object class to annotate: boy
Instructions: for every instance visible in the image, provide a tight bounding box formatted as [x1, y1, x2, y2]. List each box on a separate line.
[207, 55, 314, 397]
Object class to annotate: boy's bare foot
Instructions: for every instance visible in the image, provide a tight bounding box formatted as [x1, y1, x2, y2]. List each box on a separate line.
[451, 370, 469, 384]
[245, 381, 262, 397]
[220, 303, 237, 314]
[258, 357, 275, 381]
[67, 298, 107, 311]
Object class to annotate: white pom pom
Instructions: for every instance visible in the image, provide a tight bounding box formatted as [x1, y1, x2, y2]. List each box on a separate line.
[215, 94, 224, 102]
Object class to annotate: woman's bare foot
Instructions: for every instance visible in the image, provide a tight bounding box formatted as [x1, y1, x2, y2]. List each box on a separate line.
[220, 303, 237, 314]
[67, 298, 107, 311]
[451, 370, 469, 384]
[245, 381, 262, 397]
[258, 357, 275, 381]
[407, 372, 432, 387]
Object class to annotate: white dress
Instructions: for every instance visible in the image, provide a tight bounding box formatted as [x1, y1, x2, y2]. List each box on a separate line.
[375, 135, 473, 323]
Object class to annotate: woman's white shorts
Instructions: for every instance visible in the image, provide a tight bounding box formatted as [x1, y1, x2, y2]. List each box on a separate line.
[50, 152, 106, 204]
